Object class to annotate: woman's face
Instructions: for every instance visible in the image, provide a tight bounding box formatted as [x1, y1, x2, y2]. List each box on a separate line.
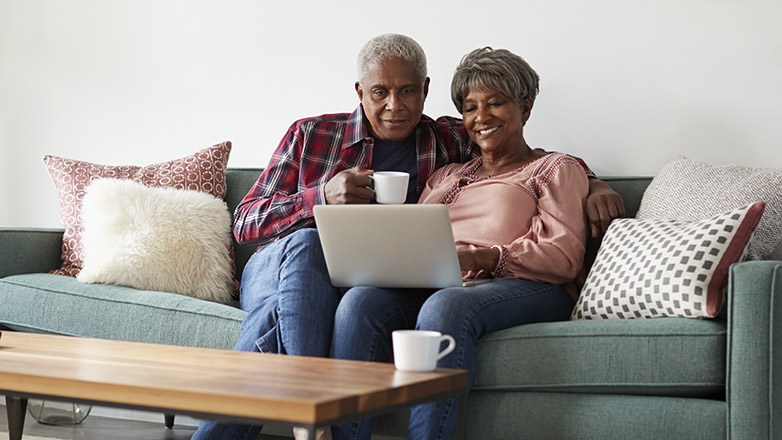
[462, 89, 531, 155]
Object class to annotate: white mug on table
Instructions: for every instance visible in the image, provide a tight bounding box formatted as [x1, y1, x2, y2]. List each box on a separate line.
[392, 330, 456, 372]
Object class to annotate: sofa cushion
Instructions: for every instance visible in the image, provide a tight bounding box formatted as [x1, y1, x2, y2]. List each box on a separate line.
[43, 141, 232, 277]
[465, 392, 725, 440]
[637, 155, 782, 261]
[473, 317, 725, 398]
[78, 179, 235, 304]
[0, 273, 246, 349]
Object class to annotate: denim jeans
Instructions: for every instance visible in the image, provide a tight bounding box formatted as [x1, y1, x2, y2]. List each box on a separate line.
[192, 228, 342, 440]
[330, 278, 575, 440]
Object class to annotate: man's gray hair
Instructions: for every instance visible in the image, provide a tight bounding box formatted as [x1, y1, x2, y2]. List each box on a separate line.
[357, 34, 427, 83]
[450, 47, 539, 113]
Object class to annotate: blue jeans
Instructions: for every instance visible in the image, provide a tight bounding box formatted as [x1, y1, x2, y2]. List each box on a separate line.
[330, 278, 575, 440]
[192, 228, 342, 440]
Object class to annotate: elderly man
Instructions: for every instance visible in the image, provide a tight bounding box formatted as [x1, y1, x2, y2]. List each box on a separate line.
[192, 33, 623, 440]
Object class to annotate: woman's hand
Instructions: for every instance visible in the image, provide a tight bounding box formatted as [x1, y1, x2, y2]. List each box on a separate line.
[586, 179, 625, 238]
[457, 247, 501, 273]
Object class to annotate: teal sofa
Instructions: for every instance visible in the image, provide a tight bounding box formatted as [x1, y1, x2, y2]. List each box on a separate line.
[1, 168, 780, 439]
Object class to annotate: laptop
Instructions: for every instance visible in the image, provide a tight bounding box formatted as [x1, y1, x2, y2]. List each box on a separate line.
[314, 204, 487, 289]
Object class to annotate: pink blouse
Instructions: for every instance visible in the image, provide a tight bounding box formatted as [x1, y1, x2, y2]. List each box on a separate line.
[418, 153, 589, 298]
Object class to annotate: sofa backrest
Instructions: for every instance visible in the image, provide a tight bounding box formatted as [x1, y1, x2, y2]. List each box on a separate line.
[224, 168, 653, 279]
[225, 168, 264, 277]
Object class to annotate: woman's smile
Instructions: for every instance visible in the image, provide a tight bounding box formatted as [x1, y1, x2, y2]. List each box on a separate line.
[476, 126, 501, 138]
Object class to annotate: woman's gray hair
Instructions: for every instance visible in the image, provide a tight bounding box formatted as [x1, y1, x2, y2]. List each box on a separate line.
[357, 34, 427, 83]
[450, 47, 539, 113]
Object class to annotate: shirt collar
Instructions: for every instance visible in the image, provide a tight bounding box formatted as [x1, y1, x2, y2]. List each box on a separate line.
[342, 105, 371, 150]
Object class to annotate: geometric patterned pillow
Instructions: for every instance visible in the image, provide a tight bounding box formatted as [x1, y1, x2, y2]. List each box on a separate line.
[43, 141, 232, 277]
[571, 201, 765, 320]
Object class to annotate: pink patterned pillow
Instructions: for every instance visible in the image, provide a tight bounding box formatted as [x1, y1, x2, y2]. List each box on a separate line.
[44, 141, 232, 277]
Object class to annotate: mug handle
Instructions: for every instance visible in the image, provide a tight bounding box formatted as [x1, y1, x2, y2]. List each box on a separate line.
[436, 334, 456, 360]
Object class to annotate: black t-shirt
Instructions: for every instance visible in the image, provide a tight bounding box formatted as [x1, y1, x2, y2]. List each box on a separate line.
[370, 133, 419, 204]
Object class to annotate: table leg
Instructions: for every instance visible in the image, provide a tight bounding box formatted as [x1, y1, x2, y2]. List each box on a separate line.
[5, 396, 27, 440]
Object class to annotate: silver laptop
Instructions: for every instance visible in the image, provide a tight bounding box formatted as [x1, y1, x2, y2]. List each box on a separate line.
[313, 204, 482, 289]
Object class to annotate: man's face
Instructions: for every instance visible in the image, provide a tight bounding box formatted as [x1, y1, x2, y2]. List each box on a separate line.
[356, 57, 429, 142]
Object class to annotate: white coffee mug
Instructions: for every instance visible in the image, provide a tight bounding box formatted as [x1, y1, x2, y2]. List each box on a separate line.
[392, 330, 456, 372]
[370, 171, 409, 204]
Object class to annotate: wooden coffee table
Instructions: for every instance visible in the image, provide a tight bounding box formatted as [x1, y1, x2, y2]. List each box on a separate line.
[0, 331, 468, 440]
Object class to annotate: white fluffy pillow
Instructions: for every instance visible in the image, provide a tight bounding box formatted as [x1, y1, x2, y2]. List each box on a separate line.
[77, 179, 235, 304]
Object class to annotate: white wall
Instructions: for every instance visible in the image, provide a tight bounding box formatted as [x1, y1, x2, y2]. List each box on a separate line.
[2, 0, 781, 227]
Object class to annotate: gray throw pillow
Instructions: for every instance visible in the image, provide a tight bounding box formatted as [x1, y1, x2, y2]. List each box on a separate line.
[636, 156, 782, 261]
[772, 240, 782, 261]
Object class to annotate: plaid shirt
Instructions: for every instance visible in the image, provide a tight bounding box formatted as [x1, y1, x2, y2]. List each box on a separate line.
[234, 105, 479, 246]
[234, 105, 596, 247]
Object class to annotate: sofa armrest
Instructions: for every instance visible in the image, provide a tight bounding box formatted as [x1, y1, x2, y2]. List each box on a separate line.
[0, 228, 64, 278]
[727, 260, 782, 439]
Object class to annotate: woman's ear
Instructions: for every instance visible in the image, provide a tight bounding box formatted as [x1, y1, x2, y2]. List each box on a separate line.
[521, 100, 534, 125]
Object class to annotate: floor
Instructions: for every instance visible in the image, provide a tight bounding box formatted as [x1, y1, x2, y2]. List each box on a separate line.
[0, 408, 292, 440]
[1, 404, 404, 440]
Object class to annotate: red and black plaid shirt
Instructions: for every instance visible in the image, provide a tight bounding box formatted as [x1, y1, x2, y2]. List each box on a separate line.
[233, 105, 595, 247]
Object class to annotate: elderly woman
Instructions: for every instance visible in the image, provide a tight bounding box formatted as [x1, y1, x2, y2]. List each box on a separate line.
[330, 47, 589, 440]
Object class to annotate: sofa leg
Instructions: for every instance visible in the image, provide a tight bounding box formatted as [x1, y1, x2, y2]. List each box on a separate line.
[6, 396, 27, 440]
[164, 413, 175, 429]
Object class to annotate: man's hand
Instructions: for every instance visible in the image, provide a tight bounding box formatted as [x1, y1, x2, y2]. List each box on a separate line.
[586, 179, 626, 238]
[324, 166, 375, 204]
